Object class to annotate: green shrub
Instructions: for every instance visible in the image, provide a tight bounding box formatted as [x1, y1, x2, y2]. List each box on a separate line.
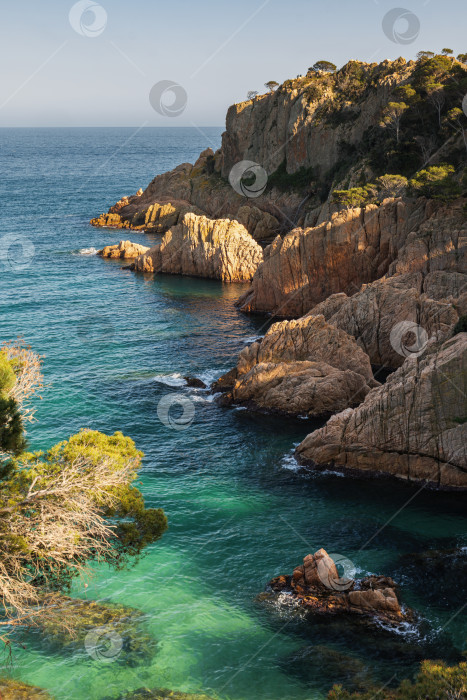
[268, 160, 316, 191]
[409, 164, 461, 200]
[332, 185, 378, 209]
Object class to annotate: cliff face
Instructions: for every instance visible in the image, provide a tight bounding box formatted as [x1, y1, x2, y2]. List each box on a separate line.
[218, 314, 377, 417]
[296, 334, 467, 489]
[218, 60, 413, 178]
[132, 213, 263, 283]
[237, 199, 467, 318]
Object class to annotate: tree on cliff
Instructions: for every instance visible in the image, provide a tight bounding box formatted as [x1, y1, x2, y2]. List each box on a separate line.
[441, 48, 453, 55]
[0, 342, 167, 644]
[444, 107, 467, 151]
[380, 102, 408, 143]
[426, 82, 446, 125]
[311, 60, 337, 73]
[265, 81, 279, 92]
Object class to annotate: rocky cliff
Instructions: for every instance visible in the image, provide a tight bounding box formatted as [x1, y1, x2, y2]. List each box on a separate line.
[131, 213, 263, 282]
[218, 314, 377, 416]
[296, 333, 467, 489]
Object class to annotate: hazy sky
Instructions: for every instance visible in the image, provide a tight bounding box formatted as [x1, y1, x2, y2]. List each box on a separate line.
[1, 0, 466, 127]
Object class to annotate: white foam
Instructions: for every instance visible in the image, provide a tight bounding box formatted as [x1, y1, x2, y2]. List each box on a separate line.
[76, 247, 99, 255]
[153, 373, 187, 388]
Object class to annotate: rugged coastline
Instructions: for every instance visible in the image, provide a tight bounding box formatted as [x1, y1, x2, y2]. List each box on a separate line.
[86, 52, 467, 698]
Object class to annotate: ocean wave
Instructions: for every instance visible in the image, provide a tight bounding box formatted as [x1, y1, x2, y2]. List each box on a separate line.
[153, 372, 187, 388]
[76, 247, 99, 255]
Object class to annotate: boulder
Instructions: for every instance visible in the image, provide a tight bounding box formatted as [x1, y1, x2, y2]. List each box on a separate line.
[98, 240, 150, 259]
[296, 333, 467, 489]
[133, 213, 263, 282]
[266, 550, 410, 626]
[216, 314, 377, 417]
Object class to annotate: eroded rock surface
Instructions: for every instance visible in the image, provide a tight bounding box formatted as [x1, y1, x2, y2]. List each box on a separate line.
[133, 213, 263, 282]
[266, 549, 410, 626]
[296, 334, 467, 489]
[307, 272, 464, 368]
[237, 200, 466, 317]
[217, 314, 377, 416]
[98, 240, 150, 259]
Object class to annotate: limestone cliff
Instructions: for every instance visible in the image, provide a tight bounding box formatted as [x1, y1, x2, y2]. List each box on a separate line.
[132, 213, 263, 283]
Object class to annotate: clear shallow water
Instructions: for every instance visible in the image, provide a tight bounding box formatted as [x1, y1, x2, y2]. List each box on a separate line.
[0, 127, 466, 700]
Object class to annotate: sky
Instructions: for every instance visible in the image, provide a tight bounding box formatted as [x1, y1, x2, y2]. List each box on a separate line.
[0, 0, 466, 127]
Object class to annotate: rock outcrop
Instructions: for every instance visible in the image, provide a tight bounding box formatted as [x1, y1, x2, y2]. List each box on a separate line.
[266, 549, 410, 626]
[237, 199, 467, 317]
[216, 314, 377, 416]
[296, 333, 467, 489]
[132, 213, 263, 282]
[306, 272, 463, 368]
[98, 240, 150, 259]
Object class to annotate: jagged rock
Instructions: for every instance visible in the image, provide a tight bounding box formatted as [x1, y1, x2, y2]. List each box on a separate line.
[0, 679, 53, 699]
[266, 550, 410, 626]
[133, 213, 263, 282]
[307, 272, 463, 368]
[237, 200, 467, 317]
[235, 205, 279, 240]
[296, 334, 467, 489]
[216, 314, 377, 416]
[98, 240, 150, 259]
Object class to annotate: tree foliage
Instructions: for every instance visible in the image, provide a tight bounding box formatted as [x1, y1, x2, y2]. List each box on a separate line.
[312, 60, 337, 73]
[265, 81, 279, 92]
[409, 164, 461, 199]
[0, 342, 167, 640]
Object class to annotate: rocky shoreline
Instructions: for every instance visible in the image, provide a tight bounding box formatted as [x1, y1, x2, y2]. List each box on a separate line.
[85, 51, 467, 699]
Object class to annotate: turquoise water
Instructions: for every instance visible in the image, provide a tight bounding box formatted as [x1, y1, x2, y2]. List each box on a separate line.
[0, 128, 466, 700]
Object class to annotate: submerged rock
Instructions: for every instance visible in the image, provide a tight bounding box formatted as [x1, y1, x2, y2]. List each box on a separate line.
[24, 596, 156, 667]
[280, 644, 374, 693]
[216, 314, 377, 417]
[266, 549, 411, 627]
[98, 240, 150, 259]
[133, 213, 263, 283]
[0, 679, 53, 699]
[296, 334, 467, 489]
[113, 689, 215, 700]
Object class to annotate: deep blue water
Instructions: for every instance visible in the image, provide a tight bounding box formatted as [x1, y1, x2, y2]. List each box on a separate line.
[0, 128, 465, 700]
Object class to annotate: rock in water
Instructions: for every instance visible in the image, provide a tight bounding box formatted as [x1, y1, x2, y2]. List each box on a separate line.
[296, 333, 467, 489]
[216, 314, 377, 417]
[98, 240, 150, 259]
[184, 376, 207, 389]
[266, 550, 410, 626]
[0, 679, 53, 699]
[133, 213, 263, 282]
